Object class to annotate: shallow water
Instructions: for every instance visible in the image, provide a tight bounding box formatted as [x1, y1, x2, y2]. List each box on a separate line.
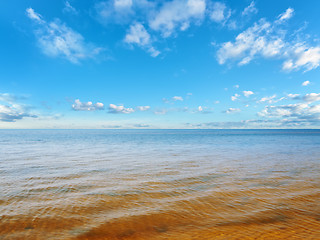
[0, 130, 319, 239]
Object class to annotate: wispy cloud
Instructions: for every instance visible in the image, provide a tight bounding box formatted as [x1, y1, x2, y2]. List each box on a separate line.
[95, 0, 134, 24]
[277, 7, 294, 23]
[282, 46, 320, 72]
[172, 96, 183, 101]
[149, 0, 206, 37]
[258, 94, 284, 104]
[133, 123, 150, 128]
[72, 99, 104, 111]
[217, 7, 320, 72]
[137, 106, 150, 111]
[217, 18, 284, 66]
[242, 1, 258, 16]
[209, 2, 231, 24]
[124, 22, 160, 57]
[63, 1, 79, 15]
[26, 8, 103, 63]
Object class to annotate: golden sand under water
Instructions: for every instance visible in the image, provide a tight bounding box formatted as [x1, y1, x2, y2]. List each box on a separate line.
[1, 173, 319, 240]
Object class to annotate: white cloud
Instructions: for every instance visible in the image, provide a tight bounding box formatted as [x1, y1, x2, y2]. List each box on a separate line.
[27, 8, 103, 63]
[217, 19, 284, 65]
[154, 109, 167, 115]
[287, 93, 300, 99]
[124, 22, 160, 57]
[258, 95, 279, 103]
[209, 2, 231, 24]
[282, 46, 320, 72]
[286, 92, 320, 103]
[243, 90, 254, 97]
[124, 22, 150, 45]
[198, 106, 203, 111]
[172, 96, 183, 101]
[242, 1, 258, 16]
[216, 7, 320, 72]
[95, 0, 134, 24]
[258, 103, 320, 124]
[149, 0, 206, 37]
[63, 1, 78, 15]
[277, 7, 294, 22]
[302, 80, 310, 86]
[0, 105, 36, 122]
[109, 104, 135, 114]
[0, 93, 37, 122]
[114, 0, 133, 9]
[303, 93, 320, 103]
[226, 108, 241, 114]
[137, 106, 150, 111]
[231, 93, 240, 101]
[72, 99, 104, 111]
[26, 8, 44, 23]
[133, 123, 150, 128]
[233, 84, 239, 88]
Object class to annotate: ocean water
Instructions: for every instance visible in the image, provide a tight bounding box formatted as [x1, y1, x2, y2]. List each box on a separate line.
[0, 129, 319, 239]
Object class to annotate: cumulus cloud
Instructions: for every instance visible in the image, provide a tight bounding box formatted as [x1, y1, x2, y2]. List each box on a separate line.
[209, 2, 231, 24]
[243, 90, 254, 97]
[258, 103, 320, 123]
[242, 1, 258, 16]
[149, 0, 206, 37]
[257, 92, 320, 126]
[108, 104, 135, 114]
[286, 92, 320, 103]
[26, 8, 103, 63]
[303, 93, 320, 103]
[302, 80, 310, 86]
[287, 93, 300, 100]
[72, 99, 104, 111]
[124, 22, 160, 57]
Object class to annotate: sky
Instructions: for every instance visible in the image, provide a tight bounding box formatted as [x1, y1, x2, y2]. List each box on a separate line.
[1, 0, 320, 129]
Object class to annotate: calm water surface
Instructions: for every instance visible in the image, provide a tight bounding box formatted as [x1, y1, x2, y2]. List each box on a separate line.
[0, 130, 319, 239]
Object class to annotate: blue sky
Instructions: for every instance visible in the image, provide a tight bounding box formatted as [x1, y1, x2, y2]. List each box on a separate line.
[1, 0, 320, 129]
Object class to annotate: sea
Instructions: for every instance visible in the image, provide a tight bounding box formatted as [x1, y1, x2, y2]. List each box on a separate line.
[0, 129, 319, 239]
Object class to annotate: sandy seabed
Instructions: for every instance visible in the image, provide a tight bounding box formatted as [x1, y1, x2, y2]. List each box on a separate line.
[1, 174, 319, 240]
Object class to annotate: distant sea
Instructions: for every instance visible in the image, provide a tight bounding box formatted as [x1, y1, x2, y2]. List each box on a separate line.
[1, 129, 319, 239]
